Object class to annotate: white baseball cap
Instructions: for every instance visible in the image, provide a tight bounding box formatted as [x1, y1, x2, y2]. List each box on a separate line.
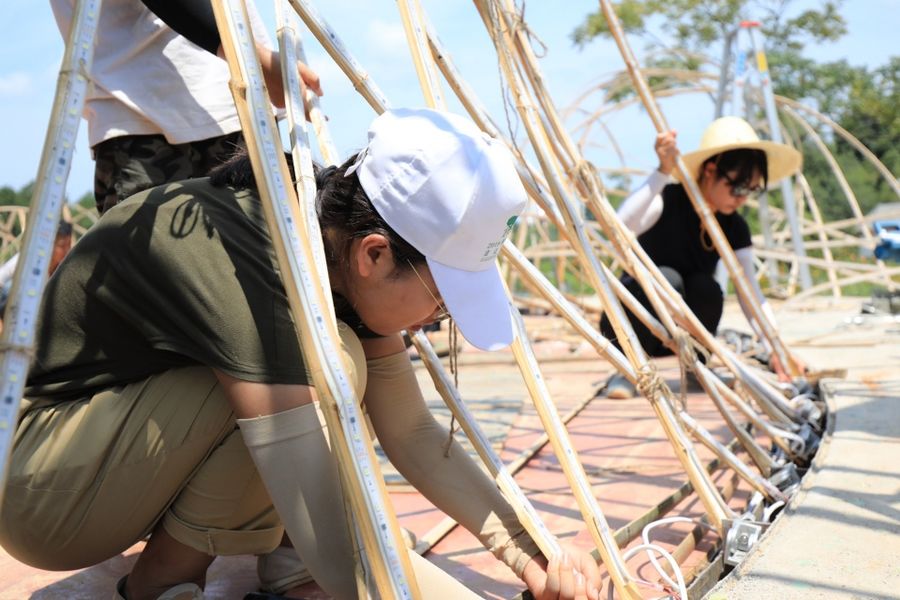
[348, 108, 527, 351]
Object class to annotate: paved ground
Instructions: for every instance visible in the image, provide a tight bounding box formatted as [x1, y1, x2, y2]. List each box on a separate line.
[705, 297, 900, 600]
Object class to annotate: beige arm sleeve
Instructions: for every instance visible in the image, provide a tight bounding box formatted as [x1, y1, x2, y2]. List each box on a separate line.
[363, 350, 541, 578]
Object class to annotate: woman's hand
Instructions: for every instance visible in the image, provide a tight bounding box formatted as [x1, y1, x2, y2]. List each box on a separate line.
[522, 550, 601, 600]
[258, 45, 323, 109]
[654, 130, 678, 176]
[769, 350, 807, 383]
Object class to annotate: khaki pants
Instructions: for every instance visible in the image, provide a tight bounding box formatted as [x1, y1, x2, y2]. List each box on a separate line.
[0, 366, 282, 571]
[0, 320, 373, 570]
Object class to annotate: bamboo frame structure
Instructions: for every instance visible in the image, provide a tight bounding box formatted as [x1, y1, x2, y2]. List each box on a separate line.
[7, 1, 855, 595]
[780, 104, 893, 289]
[469, 0, 808, 444]
[456, 2, 807, 431]
[291, 1, 765, 595]
[473, 0, 735, 535]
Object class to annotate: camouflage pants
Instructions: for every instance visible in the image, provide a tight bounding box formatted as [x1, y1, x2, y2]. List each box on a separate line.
[92, 132, 245, 215]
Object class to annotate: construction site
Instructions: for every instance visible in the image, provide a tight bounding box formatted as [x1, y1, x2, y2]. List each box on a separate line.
[0, 1, 897, 599]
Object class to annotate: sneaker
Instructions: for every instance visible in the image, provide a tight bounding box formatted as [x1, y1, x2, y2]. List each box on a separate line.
[603, 373, 635, 399]
[115, 576, 204, 600]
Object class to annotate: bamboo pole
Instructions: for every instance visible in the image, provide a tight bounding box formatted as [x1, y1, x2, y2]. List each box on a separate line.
[396, 0, 446, 109]
[785, 174, 839, 297]
[275, 6, 370, 594]
[781, 104, 894, 290]
[506, 294, 643, 598]
[276, 2, 331, 309]
[212, 1, 419, 595]
[0, 0, 102, 498]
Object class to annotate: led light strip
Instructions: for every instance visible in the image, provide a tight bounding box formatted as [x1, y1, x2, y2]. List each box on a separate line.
[0, 0, 102, 494]
[275, 0, 332, 313]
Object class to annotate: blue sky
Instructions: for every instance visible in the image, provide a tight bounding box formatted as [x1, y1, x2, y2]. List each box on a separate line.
[0, 0, 894, 201]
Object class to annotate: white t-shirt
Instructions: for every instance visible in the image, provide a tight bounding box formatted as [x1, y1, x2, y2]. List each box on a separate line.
[50, 0, 271, 148]
[0, 254, 19, 289]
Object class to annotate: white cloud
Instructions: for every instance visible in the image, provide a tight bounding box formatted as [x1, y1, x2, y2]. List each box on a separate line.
[365, 19, 408, 59]
[0, 72, 32, 97]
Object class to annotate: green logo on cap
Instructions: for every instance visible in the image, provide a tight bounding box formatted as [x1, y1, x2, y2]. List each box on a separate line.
[506, 216, 519, 228]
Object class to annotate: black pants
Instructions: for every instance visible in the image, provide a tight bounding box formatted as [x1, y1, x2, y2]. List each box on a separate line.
[600, 266, 723, 357]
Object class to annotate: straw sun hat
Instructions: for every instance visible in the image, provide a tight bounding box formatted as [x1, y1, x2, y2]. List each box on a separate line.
[679, 116, 802, 186]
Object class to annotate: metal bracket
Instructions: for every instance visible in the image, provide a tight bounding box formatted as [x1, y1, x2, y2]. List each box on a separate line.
[723, 518, 767, 566]
[769, 462, 802, 496]
[796, 422, 822, 463]
[790, 393, 823, 427]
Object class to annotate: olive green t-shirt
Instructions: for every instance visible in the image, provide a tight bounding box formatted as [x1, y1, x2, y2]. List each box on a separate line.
[26, 178, 312, 398]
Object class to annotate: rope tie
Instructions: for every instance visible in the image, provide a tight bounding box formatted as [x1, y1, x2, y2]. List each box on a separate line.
[0, 340, 36, 358]
[635, 363, 667, 403]
[672, 331, 711, 410]
[504, 1, 548, 59]
[443, 319, 460, 457]
[568, 159, 599, 202]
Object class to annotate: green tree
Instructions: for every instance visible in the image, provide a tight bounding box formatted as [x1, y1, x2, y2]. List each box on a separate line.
[572, 0, 846, 78]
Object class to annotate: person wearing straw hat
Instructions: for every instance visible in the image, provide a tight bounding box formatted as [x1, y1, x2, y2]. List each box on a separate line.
[600, 116, 802, 399]
[0, 108, 600, 600]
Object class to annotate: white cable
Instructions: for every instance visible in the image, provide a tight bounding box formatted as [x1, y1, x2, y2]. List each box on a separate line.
[642, 515, 717, 596]
[605, 542, 686, 600]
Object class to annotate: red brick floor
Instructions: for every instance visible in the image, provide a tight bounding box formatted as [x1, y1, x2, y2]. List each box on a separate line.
[0, 337, 757, 599]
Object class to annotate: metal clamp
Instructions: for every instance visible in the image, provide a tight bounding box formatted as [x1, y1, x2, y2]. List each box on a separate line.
[769, 462, 802, 496]
[723, 518, 766, 566]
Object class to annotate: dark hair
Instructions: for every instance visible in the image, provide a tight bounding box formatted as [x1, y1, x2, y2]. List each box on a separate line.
[208, 148, 424, 274]
[702, 148, 768, 189]
[316, 154, 424, 274]
[56, 220, 73, 237]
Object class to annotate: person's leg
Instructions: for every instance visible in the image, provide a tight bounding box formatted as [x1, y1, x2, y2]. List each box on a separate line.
[0, 368, 235, 574]
[683, 271, 724, 337]
[601, 272, 675, 359]
[93, 135, 194, 214]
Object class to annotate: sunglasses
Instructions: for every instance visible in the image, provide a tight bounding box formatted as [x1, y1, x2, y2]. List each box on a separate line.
[407, 260, 451, 323]
[720, 172, 764, 199]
